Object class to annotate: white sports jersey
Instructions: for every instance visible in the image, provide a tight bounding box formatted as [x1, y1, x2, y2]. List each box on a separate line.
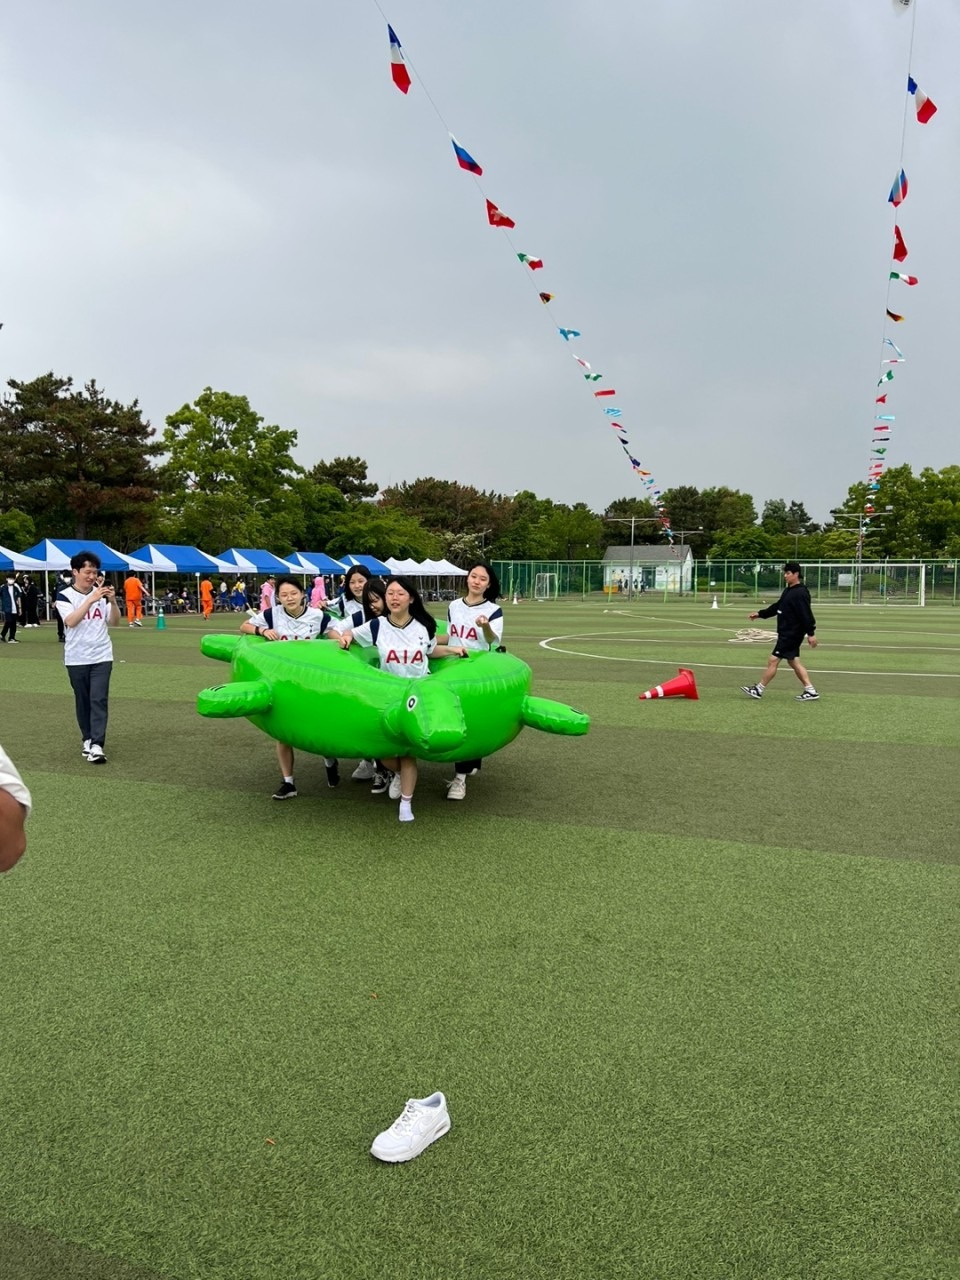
[55, 587, 115, 666]
[248, 604, 336, 641]
[0, 744, 31, 816]
[333, 593, 367, 629]
[447, 598, 503, 651]
[352, 616, 437, 679]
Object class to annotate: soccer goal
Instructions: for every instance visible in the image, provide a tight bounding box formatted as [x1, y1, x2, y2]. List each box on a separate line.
[534, 573, 559, 601]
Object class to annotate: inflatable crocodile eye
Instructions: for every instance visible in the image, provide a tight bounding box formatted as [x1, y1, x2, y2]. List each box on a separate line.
[406, 695, 418, 711]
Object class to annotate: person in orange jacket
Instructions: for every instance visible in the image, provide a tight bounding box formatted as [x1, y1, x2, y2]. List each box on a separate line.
[123, 573, 146, 628]
[200, 576, 214, 619]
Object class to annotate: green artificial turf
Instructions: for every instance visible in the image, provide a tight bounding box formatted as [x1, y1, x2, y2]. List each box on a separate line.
[0, 603, 957, 1279]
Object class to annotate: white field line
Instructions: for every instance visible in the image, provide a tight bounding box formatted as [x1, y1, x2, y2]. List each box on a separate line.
[593, 637, 960, 655]
[595, 609, 960, 642]
[539, 633, 960, 679]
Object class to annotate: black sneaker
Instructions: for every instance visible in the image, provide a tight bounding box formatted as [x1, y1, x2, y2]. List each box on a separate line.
[325, 761, 340, 788]
[370, 769, 389, 795]
[796, 690, 820, 701]
[740, 684, 763, 699]
[272, 781, 298, 800]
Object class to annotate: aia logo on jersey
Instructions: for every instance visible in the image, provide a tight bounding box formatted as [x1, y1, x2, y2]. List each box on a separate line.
[448, 623, 478, 642]
[386, 648, 424, 666]
[85, 606, 105, 621]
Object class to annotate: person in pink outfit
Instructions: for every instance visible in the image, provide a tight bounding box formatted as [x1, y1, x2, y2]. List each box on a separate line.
[309, 576, 327, 608]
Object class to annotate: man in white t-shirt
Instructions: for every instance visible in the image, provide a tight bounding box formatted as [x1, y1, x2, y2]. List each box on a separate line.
[54, 551, 120, 764]
[0, 742, 30, 871]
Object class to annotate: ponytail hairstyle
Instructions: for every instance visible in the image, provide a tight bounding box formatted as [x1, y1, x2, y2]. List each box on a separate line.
[384, 575, 436, 639]
[464, 560, 501, 603]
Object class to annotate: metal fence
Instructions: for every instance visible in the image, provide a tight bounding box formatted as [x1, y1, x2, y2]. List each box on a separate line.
[490, 560, 960, 604]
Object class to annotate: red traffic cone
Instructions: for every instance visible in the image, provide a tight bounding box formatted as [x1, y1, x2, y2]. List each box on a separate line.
[638, 668, 698, 701]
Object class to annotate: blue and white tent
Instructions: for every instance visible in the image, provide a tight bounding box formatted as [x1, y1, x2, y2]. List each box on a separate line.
[287, 551, 345, 576]
[23, 539, 152, 573]
[128, 544, 235, 575]
[338, 553, 391, 575]
[216, 548, 299, 575]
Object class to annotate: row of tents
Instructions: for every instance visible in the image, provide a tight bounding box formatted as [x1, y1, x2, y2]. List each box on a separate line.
[0, 540, 468, 579]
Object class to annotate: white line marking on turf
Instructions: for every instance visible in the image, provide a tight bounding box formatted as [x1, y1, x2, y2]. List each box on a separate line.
[539, 634, 960, 679]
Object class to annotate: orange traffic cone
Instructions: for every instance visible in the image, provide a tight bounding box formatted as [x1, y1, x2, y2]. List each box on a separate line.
[638, 668, 698, 701]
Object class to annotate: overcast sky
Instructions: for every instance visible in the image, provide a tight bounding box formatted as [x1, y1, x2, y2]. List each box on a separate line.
[2, 0, 957, 523]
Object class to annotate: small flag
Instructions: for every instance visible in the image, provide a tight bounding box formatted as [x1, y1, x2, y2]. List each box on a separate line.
[907, 76, 938, 123]
[387, 26, 412, 94]
[878, 370, 895, 385]
[594, 389, 617, 397]
[893, 225, 908, 262]
[485, 199, 515, 228]
[875, 415, 896, 421]
[573, 354, 590, 369]
[451, 136, 482, 176]
[889, 272, 918, 285]
[517, 253, 543, 271]
[886, 308, 904, 323]
[882, 359, 905, 365]
[884, 338, 905, 357]
[583, 373, 602, 381]
[888, 170, 908, 207]
[872, 448, 888, 455]
[538, 292, 554, 304]
[876, 394, 888, 403]
[603, 407, 622, 416]
[558, 328, 580, 340]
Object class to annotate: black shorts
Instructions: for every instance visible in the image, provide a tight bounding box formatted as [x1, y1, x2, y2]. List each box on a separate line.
[772, 635, 803, 661]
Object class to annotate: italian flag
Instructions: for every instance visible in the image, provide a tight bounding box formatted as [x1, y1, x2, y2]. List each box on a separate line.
[517, 253, 543, 270]
[889, 272, 918, 285]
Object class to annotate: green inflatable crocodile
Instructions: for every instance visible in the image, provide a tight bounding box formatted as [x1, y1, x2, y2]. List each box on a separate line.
[197, 634, 589, 762]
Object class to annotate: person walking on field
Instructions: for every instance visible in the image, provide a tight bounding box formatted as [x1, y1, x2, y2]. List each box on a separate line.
[56, 551, 120, 763]
[741, 561, 820, 701]
[123, 571, 146, 628]
[200, 576, 214, 620]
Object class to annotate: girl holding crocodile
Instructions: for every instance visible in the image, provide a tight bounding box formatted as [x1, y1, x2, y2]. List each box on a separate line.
[444, 561, 504, 801]
[339, 576, 467, 823]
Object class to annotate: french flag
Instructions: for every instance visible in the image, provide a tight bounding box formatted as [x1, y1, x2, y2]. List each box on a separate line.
[907, 76, 937, 124]
[450, 135, 483, 176]
[888, 169, 908, 208]
[387, 26, 411, 95]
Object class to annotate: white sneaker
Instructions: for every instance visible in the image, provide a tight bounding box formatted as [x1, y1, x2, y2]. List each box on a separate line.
[398, 799, 414, 823]
[87, 744, 107, 764]
[370, 1093, 450, 1163]
[446, 774, 467, 801]
[351, 760, 376, 781]
[388, 773, 403, 801]
[82, 739, 92, 758]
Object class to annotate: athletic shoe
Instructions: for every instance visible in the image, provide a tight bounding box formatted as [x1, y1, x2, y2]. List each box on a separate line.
[82, 739, 92, 757]
[129, 623, 135, 628]
[398, 799, 415, 823]
[325, 761, 341, 788]
[351, 760, 376, 781]
[371, 769, 390, 795]
[388, 773, 403, 801]
[370, 1092, 450, 1163]
[796, 690, 820, 701]
[7, 639, 18, 644]
[87, 744, 107, 764]
[740, 684, 763, 699]
[134, 620, 143, 627]
[446, 775, 467, 801]
[272, 781, 298, 800]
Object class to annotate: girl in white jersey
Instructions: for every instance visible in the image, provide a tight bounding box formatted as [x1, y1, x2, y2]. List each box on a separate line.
[240, 576, 341, 800]
[330, 565, 381, 784]
[339, 576, 466, 823]
[445, 561, 504, 801]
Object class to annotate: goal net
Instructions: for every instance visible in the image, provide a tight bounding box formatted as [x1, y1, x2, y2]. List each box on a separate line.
[534, 573, 559, 601]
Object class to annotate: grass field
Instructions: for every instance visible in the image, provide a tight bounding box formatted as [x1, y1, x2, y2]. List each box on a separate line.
[1, 599, 958, 1280]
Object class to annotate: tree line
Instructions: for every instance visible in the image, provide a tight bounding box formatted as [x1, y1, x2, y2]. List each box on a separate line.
[1, 373, 958, 562]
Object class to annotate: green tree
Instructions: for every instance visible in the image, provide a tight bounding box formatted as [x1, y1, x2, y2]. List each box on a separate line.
[708, 528, 777, 560]
[379, 477, 505, 539]
[0, 508, 36, 551]
[160, 388, 304, 551]
[325, 505, 440, 561]
[488, 490, 555, 559]
[0, 373, 161, 544]
[760, 498, 790, 534]
[308, 457, 378, 502]
[538, 503, 604, 559]
[602, 497, 667, 548]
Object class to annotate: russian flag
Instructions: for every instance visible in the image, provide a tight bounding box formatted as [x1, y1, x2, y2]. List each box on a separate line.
[907, 76, 937, 124]
[888, 169, 908, 208]
[450, 135, 482, 176]
[387, 26, 411, 95]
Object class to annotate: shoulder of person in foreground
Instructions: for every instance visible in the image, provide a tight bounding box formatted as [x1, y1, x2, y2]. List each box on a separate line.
[0, 745, 30, 872]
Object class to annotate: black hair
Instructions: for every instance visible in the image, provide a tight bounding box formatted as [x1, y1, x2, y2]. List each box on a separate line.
[273, 575, 305, 595]
[70, 550, 101, 571]
[344, 564, 371, 599]
[384, 576, 436, 639]
[464, 560, 501, 603]
[783, 561, 803, 577]
[362, 576, 387, 615]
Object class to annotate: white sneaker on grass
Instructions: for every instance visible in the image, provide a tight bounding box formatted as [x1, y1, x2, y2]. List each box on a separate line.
[351, 760, 376, 781]
[796, 690, 820, 701]
[388, 773, 403, 801]
[370, 1092, 450, 1163]
[82, 739, 92, 758]
[87, 744, 107, 764]
[446, 775, 467, 801]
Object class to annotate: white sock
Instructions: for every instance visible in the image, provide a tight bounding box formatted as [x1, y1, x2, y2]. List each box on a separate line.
[756, 682, 765, 692]
[805, 684, 816, 692]
[283, 775, 294, 784]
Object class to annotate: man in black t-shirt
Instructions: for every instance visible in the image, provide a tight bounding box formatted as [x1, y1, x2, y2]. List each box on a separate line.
[741, 562, 820, 701]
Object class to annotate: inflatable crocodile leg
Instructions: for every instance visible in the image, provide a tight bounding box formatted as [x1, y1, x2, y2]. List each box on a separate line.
[520, 695, 590, 736]
[197, 680, 272, 718]
[201, 634, 243, 663]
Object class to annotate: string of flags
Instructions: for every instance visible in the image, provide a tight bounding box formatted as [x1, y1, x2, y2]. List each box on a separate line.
[379, 18, 672, 537]
[862, 0, 938, 536]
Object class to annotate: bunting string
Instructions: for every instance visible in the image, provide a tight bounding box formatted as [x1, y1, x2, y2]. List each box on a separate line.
[372, 3, 672, 535]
